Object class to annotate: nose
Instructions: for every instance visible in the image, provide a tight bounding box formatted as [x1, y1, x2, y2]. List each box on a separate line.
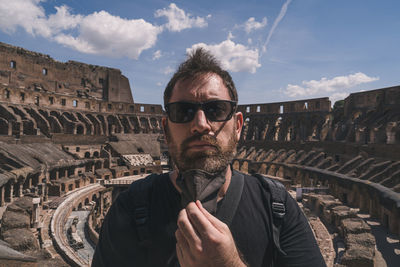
[190, 109, 211, 134]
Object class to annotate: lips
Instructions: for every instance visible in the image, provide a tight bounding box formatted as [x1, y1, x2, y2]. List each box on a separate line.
[187, 141, 216, 150]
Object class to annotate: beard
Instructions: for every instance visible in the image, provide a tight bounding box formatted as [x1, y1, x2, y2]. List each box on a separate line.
[166, 126, 238, 173]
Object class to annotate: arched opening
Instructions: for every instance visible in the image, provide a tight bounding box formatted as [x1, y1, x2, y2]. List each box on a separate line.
[93, 151, 99, 158]
[84, 152, 90, 158]
[76, 125, 84, 135]
[0, 118, 8, 135]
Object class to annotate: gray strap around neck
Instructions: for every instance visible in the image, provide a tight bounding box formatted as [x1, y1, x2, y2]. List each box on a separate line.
[216, 170, 244, 227]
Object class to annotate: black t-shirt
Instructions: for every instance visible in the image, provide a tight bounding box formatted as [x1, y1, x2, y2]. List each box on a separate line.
[92, 172, 326, 267]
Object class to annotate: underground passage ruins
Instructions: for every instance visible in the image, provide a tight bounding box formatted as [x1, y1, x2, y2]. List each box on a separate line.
[0, 42, 399, 266]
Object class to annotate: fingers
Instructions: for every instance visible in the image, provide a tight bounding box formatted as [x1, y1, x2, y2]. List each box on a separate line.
[195, 200, 227, 232]
[177, 208, 202, 250]
[175, 229, 189, 263]
[185, 202, 220, 239]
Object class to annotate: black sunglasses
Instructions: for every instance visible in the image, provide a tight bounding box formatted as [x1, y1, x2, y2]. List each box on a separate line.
[165, 100, 237, 123]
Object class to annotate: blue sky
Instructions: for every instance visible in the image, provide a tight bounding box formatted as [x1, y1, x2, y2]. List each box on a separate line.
[0, 0, 399, 106]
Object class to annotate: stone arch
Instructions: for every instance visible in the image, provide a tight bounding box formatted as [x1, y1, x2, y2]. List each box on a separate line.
[140, 117, 150, 133]
[129, 116, 140, 133]
[104, 160, 110, 169]
[0, 118, 8, 135]
[24, 107, 50, 136]
[96, 115, 108, 136]
[84, 152, 90, 158]
[76, 124, 85, 135]
[86, 113, 102, 135]
[107, 115, 122, 134]
[95, 161, 102, 169]
[258, 163, 267, 174]
[240, 161, 248, 173]
[273, 117, 282, 141]
[232, 160, 240, 171]
[150, 117, 159, 132]
[118, 115, 131, 134]
[77, 112, 93, 135]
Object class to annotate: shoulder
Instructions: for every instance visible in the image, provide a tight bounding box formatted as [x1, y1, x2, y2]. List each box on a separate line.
[235, 171, 285, 198]
[128, 173, 165, 193]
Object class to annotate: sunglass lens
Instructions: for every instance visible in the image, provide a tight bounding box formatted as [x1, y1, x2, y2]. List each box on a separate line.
[204, 101, 232, 121]
[168, 102, 196, 123]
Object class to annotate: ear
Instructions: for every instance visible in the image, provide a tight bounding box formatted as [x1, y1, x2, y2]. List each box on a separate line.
[234, 112, 243, 142]
[161, 116, 169, 144]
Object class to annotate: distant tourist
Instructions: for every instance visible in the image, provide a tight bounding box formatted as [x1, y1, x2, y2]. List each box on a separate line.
[92, 48, 326, 267]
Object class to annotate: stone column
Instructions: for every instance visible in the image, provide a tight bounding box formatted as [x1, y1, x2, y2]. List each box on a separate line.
[45, 172, 50, 183]
[32, 198, 41, 228]
[8, 122, 12, 136]
[0, 186, 4, 206]
[8, 183, 14, 202]
[19, 183, 23, 197]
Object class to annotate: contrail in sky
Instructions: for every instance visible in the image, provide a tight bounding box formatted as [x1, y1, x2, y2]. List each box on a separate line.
[262, 0, 292, 53]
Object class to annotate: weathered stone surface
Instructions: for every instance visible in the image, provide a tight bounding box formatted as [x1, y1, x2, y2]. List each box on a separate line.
[1, 211, 30, 232]
[345, 233, 376, 249]
[340, 247, 374, 267]
[2, 228, 38, 251]
[331, 205, 357, 227]
[7, 196, 33, 215]
[340, 218, 371, 237]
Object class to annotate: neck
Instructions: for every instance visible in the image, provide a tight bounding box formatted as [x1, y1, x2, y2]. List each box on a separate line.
[169, 165, 232, 202]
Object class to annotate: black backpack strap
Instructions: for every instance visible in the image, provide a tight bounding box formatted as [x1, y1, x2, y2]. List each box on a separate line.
[254, 173, 287, 261]
[128, 174, 157, 248]
[216, 170, 244, 226]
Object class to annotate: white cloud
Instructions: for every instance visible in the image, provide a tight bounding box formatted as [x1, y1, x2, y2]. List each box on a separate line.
[187, 39, 261, 73]
[156, 82, 163, 86]
[244, 17, 267, 34]
[330, 92, 349, 104]
[0, 0, 49, 36]
[155, 3, 209, 32]
[284, 72, 379, 98]
[153, 50, 162, 60]
[262, 0, 292, 53]
[164, 66, 175, 75]
[0, 0, 162, 59]
[71, 11, 161, 59]
[46, 5, 82, 35]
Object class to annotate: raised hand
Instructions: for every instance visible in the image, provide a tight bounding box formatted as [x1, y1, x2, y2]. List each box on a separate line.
[175, 200, 247, 267]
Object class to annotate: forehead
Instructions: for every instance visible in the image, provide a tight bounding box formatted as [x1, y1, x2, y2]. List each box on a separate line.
[169, 73, 230, 103]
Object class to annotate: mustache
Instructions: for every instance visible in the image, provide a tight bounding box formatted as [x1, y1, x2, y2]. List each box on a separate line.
[181, 133, 220, 151]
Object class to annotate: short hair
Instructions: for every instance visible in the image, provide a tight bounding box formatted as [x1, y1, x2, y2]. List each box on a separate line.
[163, 48, 238, 107]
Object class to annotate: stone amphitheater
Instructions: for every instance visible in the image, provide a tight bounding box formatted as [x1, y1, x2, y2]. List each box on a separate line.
[0, 42, 398, 266]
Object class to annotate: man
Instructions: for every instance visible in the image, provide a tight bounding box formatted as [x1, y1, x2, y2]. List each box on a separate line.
[92, 49, 326, 267]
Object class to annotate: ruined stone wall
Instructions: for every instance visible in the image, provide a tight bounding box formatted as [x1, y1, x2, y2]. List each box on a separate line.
[233, 146, 400, 236]
[0, 97, 163, 138]
[0, 42, 133, 103]
[239, 87, 400, 145]
[344, 85, 400, 115]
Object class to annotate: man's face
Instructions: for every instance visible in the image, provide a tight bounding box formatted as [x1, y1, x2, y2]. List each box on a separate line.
[163, 73, 243, 173]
